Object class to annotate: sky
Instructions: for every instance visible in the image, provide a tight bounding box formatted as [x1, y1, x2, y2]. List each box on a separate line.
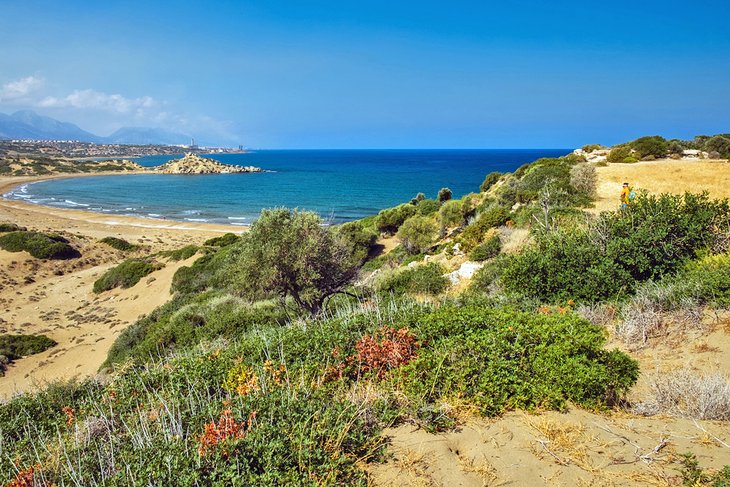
[0, 0, 729, 148]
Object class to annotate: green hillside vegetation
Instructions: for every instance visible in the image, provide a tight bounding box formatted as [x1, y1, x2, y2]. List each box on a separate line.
[0, 222, 27, 232]
[0, 334, 57, 376]
[93, 258, 164, 293]
[0, 230, 80, 259]
[99, 236, 139, 252]
[2, 135, 730, 484]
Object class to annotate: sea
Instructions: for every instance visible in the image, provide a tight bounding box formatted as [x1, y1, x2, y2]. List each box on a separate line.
[4, 149, 570, 225]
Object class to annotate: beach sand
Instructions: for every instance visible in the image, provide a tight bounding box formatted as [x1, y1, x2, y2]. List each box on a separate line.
[0, 174, 243, 400]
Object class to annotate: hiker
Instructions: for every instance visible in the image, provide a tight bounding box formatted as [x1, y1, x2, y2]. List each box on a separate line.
[620, 182, 631, 207]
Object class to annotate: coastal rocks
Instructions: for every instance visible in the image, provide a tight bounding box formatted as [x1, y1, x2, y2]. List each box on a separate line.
[154, 152, 263, 174]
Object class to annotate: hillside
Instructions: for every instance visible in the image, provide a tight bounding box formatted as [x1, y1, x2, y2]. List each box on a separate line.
[1, 134, 730, 485]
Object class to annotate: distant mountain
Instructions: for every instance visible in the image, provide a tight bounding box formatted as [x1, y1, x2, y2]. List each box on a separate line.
[105, 127, 190, 145]
[0, 110, 100, 142]
[0, 110, 190, 145]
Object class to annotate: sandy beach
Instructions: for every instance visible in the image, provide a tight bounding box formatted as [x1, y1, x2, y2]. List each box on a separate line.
[0, 173, 243, 400]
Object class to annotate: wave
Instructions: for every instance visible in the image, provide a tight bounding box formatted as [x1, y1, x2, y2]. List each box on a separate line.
[184, 218, 209, 222]
[63, 199, 90, 207]
[227, 216, 247, 220]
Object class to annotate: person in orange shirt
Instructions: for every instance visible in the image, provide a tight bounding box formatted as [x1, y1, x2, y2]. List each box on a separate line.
[620, 182, 631, 207]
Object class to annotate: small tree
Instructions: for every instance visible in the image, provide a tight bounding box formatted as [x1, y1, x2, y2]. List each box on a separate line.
[439, 199, 463, 230]
[437, 187, 453, 202]
[231, 209, 360, 316]
[570, 163, 597, 198]
[397, 215, 438, 254]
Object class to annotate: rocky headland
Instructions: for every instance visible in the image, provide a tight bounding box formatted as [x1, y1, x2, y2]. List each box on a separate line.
[154, 152, 263, 174]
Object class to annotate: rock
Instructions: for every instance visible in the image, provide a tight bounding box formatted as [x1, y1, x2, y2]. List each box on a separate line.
[444, 261, 484, 285]
[154, 152, 263, 174]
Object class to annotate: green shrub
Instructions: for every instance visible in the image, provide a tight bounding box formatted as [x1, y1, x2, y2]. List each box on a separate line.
[630, 135, 668, 159]
[480, 172, 503, 192]
[496, 193, 730, 303]
[93, 258, 163, 293]
[159, 244, 199, 261]
[336, 221, 377, 263]
[581, 144, 603, 152]
[0, 231, 80, 259]
[397, 215, 438, 254]
[376, 203, 417, 234]
[678, 453, 730, 486]
[416, 198, 440, 216]
[607, 145, 632, 163]
[437, 187, 453, 202]
[469, 234, 501, 261]
[396, 306, 639, 415]
[203, 232, 241, 247]
[704, 135, 730, 159]
[378, 263, 449, 295]
[0, 222, 26, 232]
[460, 206, 510, 252]
[410, 192, 426, 205]
[622, 156, 639, 163]
[99, 236, 138, 252]
[439, 199, 463, 229]
[0, 334, 56, 361]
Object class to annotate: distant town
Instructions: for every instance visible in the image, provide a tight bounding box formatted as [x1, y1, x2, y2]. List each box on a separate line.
[0, 139, 248, 159]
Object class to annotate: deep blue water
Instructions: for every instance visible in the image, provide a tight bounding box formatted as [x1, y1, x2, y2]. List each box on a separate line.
[5, 150, 570, 225]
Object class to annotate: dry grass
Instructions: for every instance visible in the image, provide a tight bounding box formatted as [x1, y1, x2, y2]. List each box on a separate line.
[527, 417, 596, 472]
[634, 367, 730, 420]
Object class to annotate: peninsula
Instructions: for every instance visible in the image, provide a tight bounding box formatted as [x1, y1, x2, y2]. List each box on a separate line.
[153, 152, 263, 174]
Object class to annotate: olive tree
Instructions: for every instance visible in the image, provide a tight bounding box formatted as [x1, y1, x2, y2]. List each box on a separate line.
[231, 208, 360, 316]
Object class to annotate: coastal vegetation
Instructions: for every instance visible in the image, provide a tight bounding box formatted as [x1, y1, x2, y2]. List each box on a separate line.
[0, 230, 80, 259]
[1, 135, 729, 484]
[93, 258, 164, 293]
[99, 236, 139, 252]
[0, 334, 56, 376]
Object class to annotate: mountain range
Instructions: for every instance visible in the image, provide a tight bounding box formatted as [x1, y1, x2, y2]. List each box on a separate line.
[0, 110, 191, 145]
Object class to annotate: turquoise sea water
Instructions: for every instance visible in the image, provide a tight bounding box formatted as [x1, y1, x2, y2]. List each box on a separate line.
[5, 149, 569, 225]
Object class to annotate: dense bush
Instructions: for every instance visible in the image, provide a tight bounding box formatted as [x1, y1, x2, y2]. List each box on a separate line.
[336, 220, 378, 263]
[416, 198, 440, 216]
[606, 145, 632, 163]
[99, 236, 139, 252]
[469, 234, 502, 261]
[93, 258, 163, 293]
[705, 134, 730, 159]
[0, 222, 26, 232]
[437, 187, 452, 202]
[569, 163, 597, 198]
[460, 206, 510, 251]
[630, 135, 668, 159]
[394, 306, 639, 415]
[0, 231, 80, 259]
[496, 193, 730, 303]
[0, 334, 56, 361]
[439, 199, 463, 229]
[397, 215, 437, 254]
[204, 232, 241, 247]
[159, 244, 199, 261]
[378, 262, 449, 296]
[375, 203, 417, 234]
[480, 171, 502, 192]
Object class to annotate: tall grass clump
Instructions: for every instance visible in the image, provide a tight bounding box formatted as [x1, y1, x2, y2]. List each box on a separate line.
[99, 236, 139, 252]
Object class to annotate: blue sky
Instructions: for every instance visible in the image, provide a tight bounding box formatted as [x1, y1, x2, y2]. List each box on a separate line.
[1, 0, 728, 148]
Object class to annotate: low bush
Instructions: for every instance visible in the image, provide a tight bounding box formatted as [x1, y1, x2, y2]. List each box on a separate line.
[93, 258, 163, 293]
[0, 231, 80, 259]
[439, 199, 463, 229]
[469, 234, 501, 261]
[633, 368, 730, 420]
[397, 215, 437, 254]
[460, 207, 510, 252]
[480, 171, 502, 192]
[678, 453, 730, 486]
[375, 204, 417, 234]
[203, 232, 241, 247]
[99, 236, 138, 252]
[606, 145, 632, 163]
[336, 221, 377, 262]
[0, 334, 56, 361]
[159, 244, 199, 261]
[0, 222, 26, 232]
[378, 263, 449, 296]
[392, 306, 639, 415]
[416, 198, 440, 216]
[496, 193, 730, 303]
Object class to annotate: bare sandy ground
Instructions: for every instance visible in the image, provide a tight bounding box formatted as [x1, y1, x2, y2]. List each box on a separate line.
[0, 174, 243, 400]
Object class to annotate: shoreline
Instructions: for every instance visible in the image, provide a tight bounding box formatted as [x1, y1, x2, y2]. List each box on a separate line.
[0, 172, 245, 235]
